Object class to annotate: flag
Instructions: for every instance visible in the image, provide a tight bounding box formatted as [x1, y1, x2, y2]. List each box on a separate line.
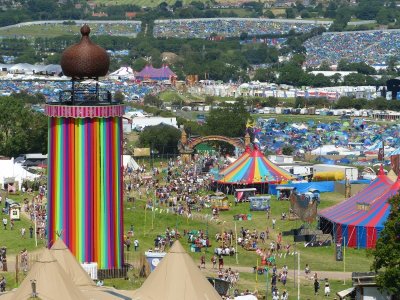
[378, 140, 384, 161]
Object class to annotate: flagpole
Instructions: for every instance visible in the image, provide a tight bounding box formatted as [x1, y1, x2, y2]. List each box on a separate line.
[297, 251, 300, 300]
[235, 221, 239, 264]
[144, 205, 147, 236]
[343, 236, 346, 285]
[34, 199, 38, 247]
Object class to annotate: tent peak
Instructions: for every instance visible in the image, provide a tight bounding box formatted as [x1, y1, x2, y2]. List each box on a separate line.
[50, 238, 68, 250]
[378, 164, 385, 176]
[169, 240, 186, 253]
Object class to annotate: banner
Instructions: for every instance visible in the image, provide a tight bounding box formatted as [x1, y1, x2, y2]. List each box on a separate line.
[335, 243, 343, 261]
[391, 154, 400, 175]
[145, 252, 166, 272]
[378, 141, 384, 161]
[133, 148, 150, 157]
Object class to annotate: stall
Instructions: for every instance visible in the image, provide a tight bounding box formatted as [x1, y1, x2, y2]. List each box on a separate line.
[234, 188, 256, 202]
[249, 196, 271, 211]
[210, 192, 230, 211]
[9, 203, 21, 220]
[4, 199, 21, 220]
[275, 186, 295, 200]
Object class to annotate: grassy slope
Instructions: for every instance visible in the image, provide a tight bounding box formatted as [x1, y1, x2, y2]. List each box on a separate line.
[0, 179, 372, 297]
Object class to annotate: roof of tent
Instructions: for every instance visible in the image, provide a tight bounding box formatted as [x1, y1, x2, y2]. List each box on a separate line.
[319, 168, 397, 230]
[10, 249, 88, 300]
[136, 64, 176, 80]
[50, 239, 95, 287]
[122, 155, 139, 170]
[218, 147, 294, 184]
[109, 66, 135, 77]
[219, 146, 252, 177]
[0, 159, 39, 185]
[131, 240, 222, 300]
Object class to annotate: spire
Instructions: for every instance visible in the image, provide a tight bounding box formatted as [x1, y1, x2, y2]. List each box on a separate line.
[378, 164, 385, 176]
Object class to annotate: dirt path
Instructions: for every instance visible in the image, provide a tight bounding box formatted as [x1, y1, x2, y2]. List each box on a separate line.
[200, 263, 352, 280]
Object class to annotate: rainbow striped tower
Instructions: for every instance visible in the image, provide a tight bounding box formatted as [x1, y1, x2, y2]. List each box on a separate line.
[46, 25, 124, 269]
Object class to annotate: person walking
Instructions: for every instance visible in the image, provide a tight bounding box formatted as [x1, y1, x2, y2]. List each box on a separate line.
[125, 237, 131, 251]
[324, 279, 330, 297]
[29, 226, 33, 238]
[314, 278, 320, 295]
[281, 290, 288, 300]
[218, 256, 224, 270]
[272, 218, 276, 230]
[134, 239, 139, 251]
[2, 218, 7, 230]
[211, 255, 217, 269]
[0, 276, 6, 292]
[200, 255, 205, 269]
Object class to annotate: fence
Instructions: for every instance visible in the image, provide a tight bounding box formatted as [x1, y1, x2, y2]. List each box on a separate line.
[13, 250, 142, 284]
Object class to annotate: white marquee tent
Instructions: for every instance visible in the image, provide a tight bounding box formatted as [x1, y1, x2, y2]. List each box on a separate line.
[0, 158, 39, 189]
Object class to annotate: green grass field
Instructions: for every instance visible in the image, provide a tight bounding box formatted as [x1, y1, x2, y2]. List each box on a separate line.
[0, 177, 373, 297]
[0, 23, 139, 38]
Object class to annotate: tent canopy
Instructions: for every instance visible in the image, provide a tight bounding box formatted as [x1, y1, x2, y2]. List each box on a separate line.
[123, 155, 139, 170]
[136, 64, 176, 81]
[11, 249, 88, 300]
[218, 147, 294, 184]
[50, 239, 95, 287]
[132, 240, 222, 300]
[319, 167, 399, 248]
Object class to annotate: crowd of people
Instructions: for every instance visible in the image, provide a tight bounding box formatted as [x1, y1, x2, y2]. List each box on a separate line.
[305, 30, 400, 67]
[153, 18, 329, 39]
[124, 155, 218, 220]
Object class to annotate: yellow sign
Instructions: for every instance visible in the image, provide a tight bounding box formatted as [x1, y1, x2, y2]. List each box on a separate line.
[133, 148, 150, 157]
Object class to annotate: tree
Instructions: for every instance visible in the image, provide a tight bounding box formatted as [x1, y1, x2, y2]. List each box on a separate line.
[114, 91, 125, 102]
[0, 96, 47, 157]
[387, 56, 398, 72]
[282, 145, 294, 155]
[204, 101, 249, 138]
[253, 68, 276, 82]
[265, 10, 275, 19]
[343, 73, 367, 86]
[318, 60, 331, 71]
[143, 94, 163, 108]
[173, 0, 183, 9]
[371, 194, 400, 296]
[204, 96, 215, 105]
[139, 124, 181, 154]
[286, 8, 296, 18]
[239, 32, 248, 41]
[331, 73, 341, 85]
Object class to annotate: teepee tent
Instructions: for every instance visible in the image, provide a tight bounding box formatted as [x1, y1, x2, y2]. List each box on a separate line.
[50, 239, 95, 287]
[11, 249, 88, 300]
[132, 240, 222, 300]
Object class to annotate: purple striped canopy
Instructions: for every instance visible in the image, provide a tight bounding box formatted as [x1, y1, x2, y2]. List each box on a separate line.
[319, 170, 400, 249]
[136, 64, 176, 80]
